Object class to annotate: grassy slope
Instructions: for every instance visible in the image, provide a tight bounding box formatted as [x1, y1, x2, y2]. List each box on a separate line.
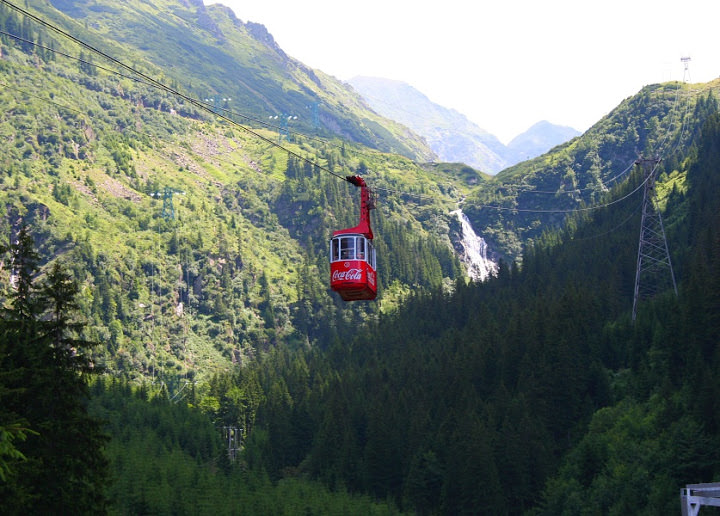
[0, 33, 466, 384]
[38, 0, 435, 161]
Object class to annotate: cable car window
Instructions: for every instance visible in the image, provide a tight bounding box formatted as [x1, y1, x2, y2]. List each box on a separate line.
[331, 235, 377, 265]
[331, 238, 340, 262]
[367, 241, 376, 268]
[357, 237, 366, 261]
[340, 236, 355, 259]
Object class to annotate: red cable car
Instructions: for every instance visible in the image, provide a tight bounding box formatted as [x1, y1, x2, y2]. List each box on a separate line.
[330, 175, 378, 301]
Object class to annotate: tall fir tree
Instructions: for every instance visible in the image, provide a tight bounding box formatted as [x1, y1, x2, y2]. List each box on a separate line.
[0, 226, 109, 514]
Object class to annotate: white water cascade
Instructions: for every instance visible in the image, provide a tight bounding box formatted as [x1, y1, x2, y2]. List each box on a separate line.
[451, 209, 497, 282]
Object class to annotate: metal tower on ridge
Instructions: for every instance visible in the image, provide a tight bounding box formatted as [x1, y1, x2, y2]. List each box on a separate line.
[681, 56, 692, 83]
[632, 158, 678, 321]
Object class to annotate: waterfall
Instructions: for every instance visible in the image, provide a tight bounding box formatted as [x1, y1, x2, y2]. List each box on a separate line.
[451, 209, 497, 282]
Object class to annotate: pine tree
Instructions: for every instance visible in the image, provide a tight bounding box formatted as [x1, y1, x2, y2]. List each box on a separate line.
[0, 227, 109, 514]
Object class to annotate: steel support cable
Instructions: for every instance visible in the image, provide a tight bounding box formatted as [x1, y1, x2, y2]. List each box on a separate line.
[0, 78, 90, 117]
[648, 79, 704, 162]
[0, 77, 343, 217]
[0, 0, 350, 182]
[654, 82, 684, 158]
[514, 159, 637, 195]
[477, 167, 651, 213]
[565, 202, 642, 242]
[373, 166, 647, 214]
[0, 28, 269, 131]
[0, 0, 656, 212]
[665, 83, 695, 157]
[0, 17, 641, 215]
[0, 28, 310, 159]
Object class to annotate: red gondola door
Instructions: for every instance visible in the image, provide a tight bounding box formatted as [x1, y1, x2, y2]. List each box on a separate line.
[330, 176, 377, 301]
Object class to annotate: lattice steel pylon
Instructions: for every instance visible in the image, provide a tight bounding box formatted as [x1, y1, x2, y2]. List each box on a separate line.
[632, 158, 678, 321]
[151, 187, 184, 221]
[681, 56, 692, 82]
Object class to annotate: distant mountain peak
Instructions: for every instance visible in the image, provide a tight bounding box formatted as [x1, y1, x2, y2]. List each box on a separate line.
[348, 76, 579, 174]
[507, 121, 580, 160]
[244, 21, 286, 56]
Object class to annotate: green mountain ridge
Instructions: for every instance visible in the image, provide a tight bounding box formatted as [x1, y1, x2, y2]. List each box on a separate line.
[39, 0, 435, 162]
[0, 0, 716, 384]
[1, 1, 720, 513]
[347, 76, 580, 174]
[464, 79, 720, 258]
[0, 0, 474, 384]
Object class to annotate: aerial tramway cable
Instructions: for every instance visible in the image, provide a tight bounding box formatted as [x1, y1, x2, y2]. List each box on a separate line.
[0, 0, 387, 304]
[1, 0, 700, 315]
[0, 0, 352, 186]
[476, 169, 653, 214]
[0, 0, 695, 218]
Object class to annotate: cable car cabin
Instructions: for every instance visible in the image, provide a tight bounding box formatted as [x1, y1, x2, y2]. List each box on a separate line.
[329, 175, 377, 301]
[330, 234, 377, 301]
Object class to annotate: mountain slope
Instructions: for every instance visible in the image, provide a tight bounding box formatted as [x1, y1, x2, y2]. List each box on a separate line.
[0, 0, 473, 384]
[464, 80, 720, 259]
[39, 0, 435, 161]
[348, 76, 508, 172]
[506, 120, 580, 163]
[2, 0, 718, 380]
[2, 1, 720, 513]
[236, 109, 720, 516]
[348, 76, 580, 174]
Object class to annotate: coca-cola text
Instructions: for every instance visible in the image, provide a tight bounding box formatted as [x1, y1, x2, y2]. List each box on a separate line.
[332, 268, 362, 281]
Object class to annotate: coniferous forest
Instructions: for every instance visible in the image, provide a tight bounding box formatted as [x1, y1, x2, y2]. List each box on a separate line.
[0, 0, 720, 514]
[219, 112, 720, 515]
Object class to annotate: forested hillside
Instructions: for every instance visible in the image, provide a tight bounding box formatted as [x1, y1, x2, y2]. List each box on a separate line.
[465, 80, 720, 258]
[40, 0, 434, 161]
[220, 110, 720, 514]
[0, 0, 470, 385]
[0, 0, 719, 514]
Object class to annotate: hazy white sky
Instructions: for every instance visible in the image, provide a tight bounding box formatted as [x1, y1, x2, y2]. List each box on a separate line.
[205, 0, 719, 143]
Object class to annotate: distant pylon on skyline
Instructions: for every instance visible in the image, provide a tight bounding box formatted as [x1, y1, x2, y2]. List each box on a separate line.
[681, 56, 692, 83]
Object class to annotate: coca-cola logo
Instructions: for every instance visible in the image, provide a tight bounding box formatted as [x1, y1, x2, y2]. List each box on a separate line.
[367, 271, 376, 286]
[332, 268, 362, 281]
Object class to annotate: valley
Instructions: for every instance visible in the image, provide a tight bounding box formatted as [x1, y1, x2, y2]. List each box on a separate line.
[0, 0, 719, 513]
